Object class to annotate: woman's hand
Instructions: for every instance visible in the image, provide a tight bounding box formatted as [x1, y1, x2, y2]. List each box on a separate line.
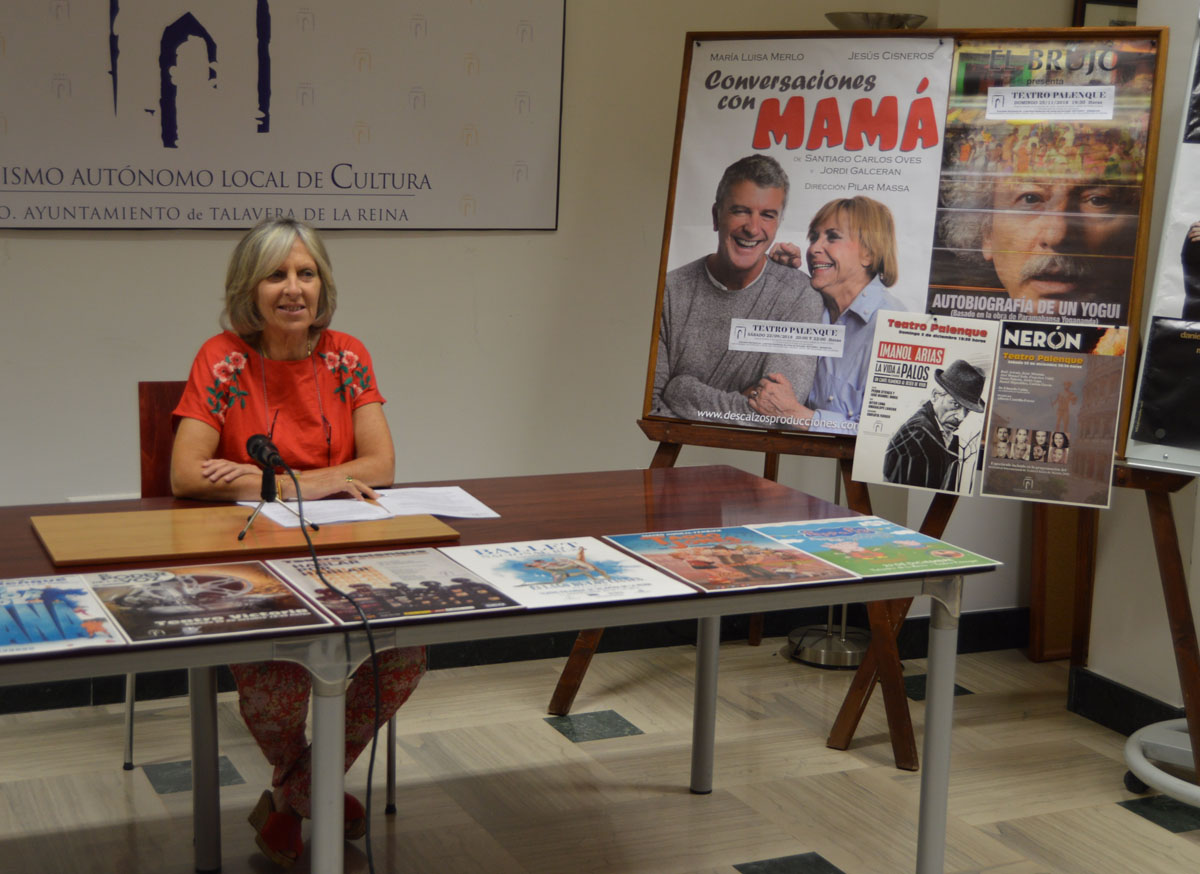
[200, 458, 261, 485]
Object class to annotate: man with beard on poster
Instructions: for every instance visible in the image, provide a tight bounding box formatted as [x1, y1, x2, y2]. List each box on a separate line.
[883, 359, 986, 491]
[933, 123, 1141, 322]
[650, 155, 822, 425]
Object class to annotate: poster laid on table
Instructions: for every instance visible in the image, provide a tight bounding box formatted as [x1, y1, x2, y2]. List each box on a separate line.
[268, 549, 522, 625]
[852, 312, 997, 495]
[645, 34, 952, 437]
[926, 36, 1156, 326]
[605, 526, 858, 593]
[83, 561, 331, 642]
[0, 575, 129, 656]
[439, 537, 695, 609]
[1127, 17, 1200, 473]
[0, 0, 563, 229]
[981, 322, 1127, 507]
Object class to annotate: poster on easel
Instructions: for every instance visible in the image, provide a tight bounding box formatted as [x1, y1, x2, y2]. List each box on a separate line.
[1126, 13, 1200, 474]
[643, 30, 1163, 460]
[926, 37, 1156, 328]
[982, 322, 1128, 507]
[851, 311, 997, 495]
[645, 32, 953, 438]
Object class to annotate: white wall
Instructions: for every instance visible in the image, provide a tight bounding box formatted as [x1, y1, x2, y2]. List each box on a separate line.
[1085, 0, 1200, 708]
[1, 0, 1085, 620]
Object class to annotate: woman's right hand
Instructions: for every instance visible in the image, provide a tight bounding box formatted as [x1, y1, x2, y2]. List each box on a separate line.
[200, 458, 261, 485]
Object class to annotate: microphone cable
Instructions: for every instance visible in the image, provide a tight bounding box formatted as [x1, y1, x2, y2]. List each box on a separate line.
[285, 465, 385, 874]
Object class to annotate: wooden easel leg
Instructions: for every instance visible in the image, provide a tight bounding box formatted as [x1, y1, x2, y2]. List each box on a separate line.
[549, 441, 683, 715]
[1145, 489, 1200, 778]
[548, 628, 605, 716]
[826, 490, 958, 765]
[747, 452, 782, 646]
[650, 441, 683, 469]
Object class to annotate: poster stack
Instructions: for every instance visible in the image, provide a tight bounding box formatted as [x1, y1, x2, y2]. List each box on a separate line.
[643, 30, 1162, 507]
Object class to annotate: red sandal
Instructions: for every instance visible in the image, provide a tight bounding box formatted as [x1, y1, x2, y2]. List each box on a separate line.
[248, 789, 303, 868]
[344, 792, 366, 841]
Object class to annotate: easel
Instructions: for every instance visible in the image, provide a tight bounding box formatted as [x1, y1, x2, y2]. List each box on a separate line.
[547, 418, 962, 771]
[1106, 465, 1200, 779]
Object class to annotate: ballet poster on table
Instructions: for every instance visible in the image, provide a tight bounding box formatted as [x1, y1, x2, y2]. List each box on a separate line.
[438, 537, 695, 608]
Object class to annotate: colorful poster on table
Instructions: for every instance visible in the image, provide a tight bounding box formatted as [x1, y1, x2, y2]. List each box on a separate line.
[750, 516, 998, 577]
[0, 575, 129, 656]
[981, 322, 1127, 507]
[268, 549, 521, 624]
[605, 526, 857, 593]
[1126, 16, 1200, 473]
[0, 0, 563, 229]
[852, 311, 998, 495]
[438, 537, 695, 608]
[83, 561, 330, 642]
[645, 33, 952, 437]
[926, 37, 1156, 326]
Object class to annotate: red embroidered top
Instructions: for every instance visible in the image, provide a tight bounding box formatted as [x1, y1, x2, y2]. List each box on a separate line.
[173, 330, 386, 470]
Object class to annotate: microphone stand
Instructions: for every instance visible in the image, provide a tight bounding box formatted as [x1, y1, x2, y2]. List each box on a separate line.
[238, 465, 319, 540]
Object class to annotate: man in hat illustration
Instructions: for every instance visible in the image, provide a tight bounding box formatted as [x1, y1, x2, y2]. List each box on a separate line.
[882, 359, 986, 491]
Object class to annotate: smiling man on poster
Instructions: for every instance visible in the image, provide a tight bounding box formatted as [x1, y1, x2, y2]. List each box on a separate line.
[650, 154, 822, 425]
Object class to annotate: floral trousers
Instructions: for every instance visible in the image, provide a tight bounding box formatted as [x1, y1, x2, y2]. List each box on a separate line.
[230, 645, 426, 818]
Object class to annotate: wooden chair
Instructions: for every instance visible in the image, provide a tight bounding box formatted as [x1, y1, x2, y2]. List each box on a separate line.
[132, 381, 401, 811]
[126, 381, 187, 768]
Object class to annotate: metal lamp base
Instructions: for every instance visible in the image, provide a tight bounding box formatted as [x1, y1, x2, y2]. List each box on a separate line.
[788, 624, 870, 669]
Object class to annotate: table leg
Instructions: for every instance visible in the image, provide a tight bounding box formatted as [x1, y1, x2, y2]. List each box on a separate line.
[189, 666, 222, 874]
[690, 615, 721, 794]
[915, 590, 960, 874]
[311, 677, 347, 874]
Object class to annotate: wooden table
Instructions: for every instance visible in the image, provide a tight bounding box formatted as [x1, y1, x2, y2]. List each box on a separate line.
[0, 465, 984, 874]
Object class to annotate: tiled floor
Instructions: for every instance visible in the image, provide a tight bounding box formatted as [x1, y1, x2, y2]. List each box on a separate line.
[0, 642, 1198, 873]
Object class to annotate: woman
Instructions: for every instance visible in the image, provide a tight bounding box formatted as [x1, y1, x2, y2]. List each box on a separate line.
[748, 196, 903, 432]
[171, 218, 424, 868]
[1051, 431, 1071, 464]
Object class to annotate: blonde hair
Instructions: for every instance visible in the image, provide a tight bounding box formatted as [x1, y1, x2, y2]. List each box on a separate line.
[808, 196, 898, 287]
[221, 218, 338, 339]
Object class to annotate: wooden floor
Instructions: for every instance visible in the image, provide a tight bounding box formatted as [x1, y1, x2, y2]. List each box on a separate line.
[0, 641, 1197, 874]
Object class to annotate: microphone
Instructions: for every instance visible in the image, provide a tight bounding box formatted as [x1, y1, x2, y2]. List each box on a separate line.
[246, 434, 285, 469]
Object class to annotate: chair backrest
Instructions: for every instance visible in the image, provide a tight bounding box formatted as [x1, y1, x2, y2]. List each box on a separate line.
[138, 381, 187, 498]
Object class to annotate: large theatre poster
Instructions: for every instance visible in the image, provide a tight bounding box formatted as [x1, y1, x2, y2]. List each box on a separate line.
[1127, 18, 1200, 473]
[926, 37, 1157, 326]
[646, 34, 952, 437]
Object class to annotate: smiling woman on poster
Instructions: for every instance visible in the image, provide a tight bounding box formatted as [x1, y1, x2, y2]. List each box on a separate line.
[746, 195, 903, 433]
